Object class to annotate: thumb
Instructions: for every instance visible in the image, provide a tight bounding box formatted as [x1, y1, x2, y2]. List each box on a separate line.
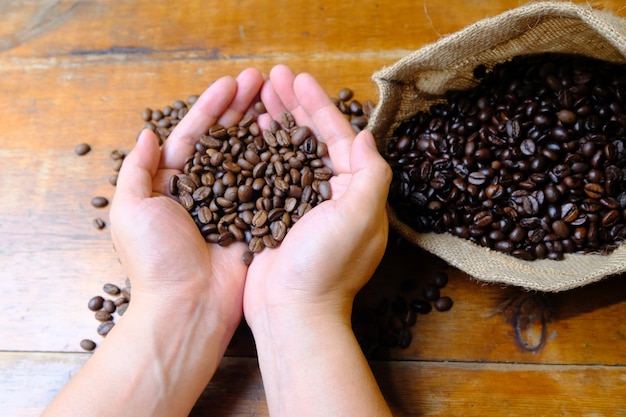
[114, 129, 161, 203]
[341, 129, 392, 214]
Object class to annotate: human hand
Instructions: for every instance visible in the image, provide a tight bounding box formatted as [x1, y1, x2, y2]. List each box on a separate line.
[241, 65, 393, 417]
[243, 65, 392, 328]
[42, 69, 274, 417]
[110, 68, 266, 342]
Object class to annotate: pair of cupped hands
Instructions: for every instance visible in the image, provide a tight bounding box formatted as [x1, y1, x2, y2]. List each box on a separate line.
[110, 65, 391, 342]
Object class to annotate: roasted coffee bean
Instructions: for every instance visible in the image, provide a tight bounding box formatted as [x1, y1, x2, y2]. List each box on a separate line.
[93, 218, 105, 230]
[91, 196, 109, 208]
[117, 303, 129, 316]
[397, 328, 413, 349]
[103, 283, 120, 295]
[434, 296, 453, 312]
[95, 310, 113, 322]
[80, 339, 96, 351]
[102, 299, 116, 314]
[242, 250, 254, 266]
[422, 283, 440, 302]
[74, 143, 91, 156]
[88, 296, 104, 311]
[97, 321, 115, 336]
[410, 299, 432, 314]
[433, 272, 449, 288]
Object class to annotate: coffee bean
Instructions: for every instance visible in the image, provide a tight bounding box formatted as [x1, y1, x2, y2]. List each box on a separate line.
[242, 250, 254, 266]
[410, 299, 432, 314]
[74, 143, 91, 156]
[93, 218, 105, 229]
[434, 296, 453, 312]
[80, 339, 96, 351]
[91, 196, 109, 208]
[88, 296, 104, 311]
[95, 310, 113, 322]
[422, 283, 440, 301]
[97, 321, 115, 336]
[117, 303, 129, 316]
[102, 299, 116, 314]
[433, 272, 449, 288]
[397, 328, 413, 348]
[103, 283, 120, 295]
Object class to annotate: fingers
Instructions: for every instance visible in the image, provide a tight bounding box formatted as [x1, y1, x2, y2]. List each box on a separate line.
[113, 129, 162, 204]
[341, 130, 392, 216]
[161, 68, 265, 170]
[261, 65, 355, 174]
[293, 73, 355, 174]
[217, 68, 266, 128]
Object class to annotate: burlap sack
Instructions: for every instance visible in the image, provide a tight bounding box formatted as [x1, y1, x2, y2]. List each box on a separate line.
[369, 1, 626, 292]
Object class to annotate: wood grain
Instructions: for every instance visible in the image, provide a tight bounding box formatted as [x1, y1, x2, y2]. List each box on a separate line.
[2, 0, 626, 415]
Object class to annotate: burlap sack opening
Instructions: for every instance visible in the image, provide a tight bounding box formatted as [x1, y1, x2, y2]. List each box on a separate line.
[369, 1, 626, 292]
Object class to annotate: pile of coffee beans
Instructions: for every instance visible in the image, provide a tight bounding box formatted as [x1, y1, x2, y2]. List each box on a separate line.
[80, 279, 131, 351]
[386, 53, 626, 261]
[170, 111, 332, 263]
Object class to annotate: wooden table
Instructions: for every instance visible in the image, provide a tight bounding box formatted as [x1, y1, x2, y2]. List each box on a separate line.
[2, 1, 626, 415]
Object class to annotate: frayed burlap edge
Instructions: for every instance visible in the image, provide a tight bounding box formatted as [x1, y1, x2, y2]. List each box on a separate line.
[370, 2, 626, 292]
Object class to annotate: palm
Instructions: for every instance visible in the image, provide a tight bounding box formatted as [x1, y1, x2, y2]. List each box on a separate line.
[243, 66, 388, 320]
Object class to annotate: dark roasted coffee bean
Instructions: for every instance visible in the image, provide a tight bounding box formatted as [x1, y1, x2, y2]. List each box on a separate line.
[434, 296, 453, 312]
[433, 272, 449, 288]
[397, 328, 413, 348]
[410, 299, 432, 314]
[422, 283, 440, 302]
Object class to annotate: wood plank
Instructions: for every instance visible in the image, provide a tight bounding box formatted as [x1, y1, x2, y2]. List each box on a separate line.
[2, 352, 625, 417]
[8, 0, 625, 60]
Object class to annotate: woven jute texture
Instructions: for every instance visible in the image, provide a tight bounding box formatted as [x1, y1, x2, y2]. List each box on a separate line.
[369, 1, 626, 292]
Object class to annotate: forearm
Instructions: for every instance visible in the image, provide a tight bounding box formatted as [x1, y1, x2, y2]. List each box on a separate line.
[251, 308, 392, 417]
[42, 296, 236, 417]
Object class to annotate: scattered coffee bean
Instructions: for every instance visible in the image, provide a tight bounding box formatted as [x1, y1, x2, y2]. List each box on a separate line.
[422, 283, 440, 301]
[97, 321, 114, 336]
[433, 272, 448, 288]
[103, 283, 120, 295]
[117, 303, 129, 316]
[79, 339, 96, 351]
[410, 299, 433, 314]
[94, 310, 113, 322]
[74, 143, 91, 156]
[102, 299, 116, 314]
[90, 196, 109, 208]
[434, 296, 454, 312]
[92, 218, 105, 230]
[87, 296, 104, 311]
